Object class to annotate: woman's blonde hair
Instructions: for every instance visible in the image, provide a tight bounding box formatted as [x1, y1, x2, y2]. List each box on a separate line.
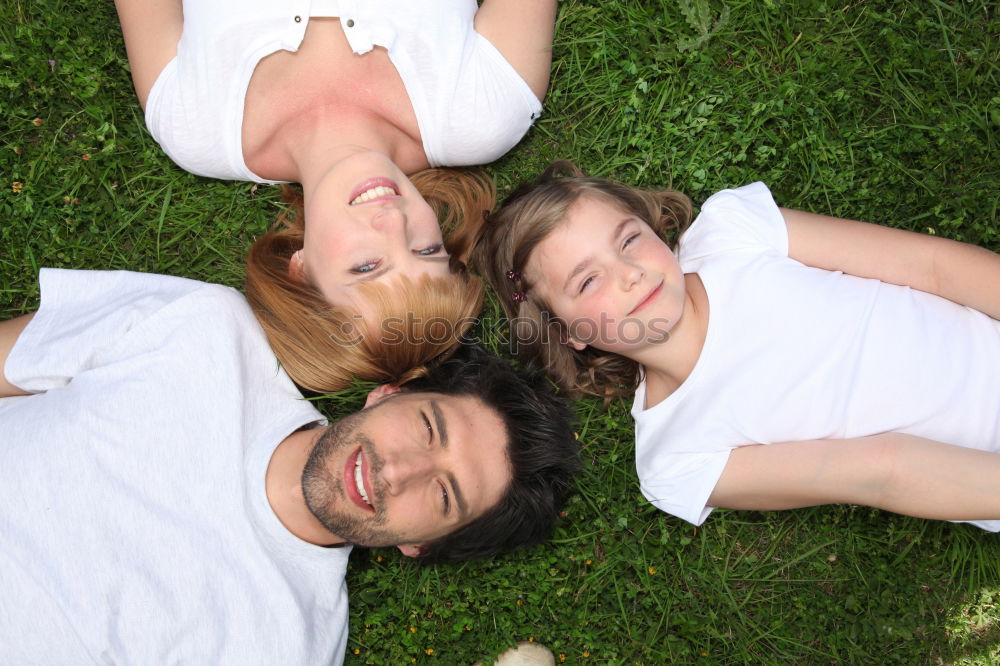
[471, 161, 693, 402]
[246, 168, 494, 393]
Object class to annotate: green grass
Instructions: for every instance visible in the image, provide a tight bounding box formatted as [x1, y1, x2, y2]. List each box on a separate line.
[2, 0, 999, 663]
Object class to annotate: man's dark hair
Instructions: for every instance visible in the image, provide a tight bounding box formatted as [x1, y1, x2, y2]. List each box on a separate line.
[402, 343, 580, 564]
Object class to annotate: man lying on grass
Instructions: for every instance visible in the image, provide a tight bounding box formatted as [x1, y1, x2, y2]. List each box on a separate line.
[0, 269, 578, 664]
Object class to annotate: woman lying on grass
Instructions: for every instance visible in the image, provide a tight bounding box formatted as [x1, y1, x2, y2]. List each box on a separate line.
[473, 161, 1000, 530]
[114, 0, 554, 391]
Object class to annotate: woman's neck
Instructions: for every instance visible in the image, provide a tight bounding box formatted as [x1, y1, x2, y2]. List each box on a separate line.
[241, 19, 429, 183]
[250, 105, 429, 184]
[636, 273, 709, 407]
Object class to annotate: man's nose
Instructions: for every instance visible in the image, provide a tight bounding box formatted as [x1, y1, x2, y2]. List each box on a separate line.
[379, 451, 434, 495]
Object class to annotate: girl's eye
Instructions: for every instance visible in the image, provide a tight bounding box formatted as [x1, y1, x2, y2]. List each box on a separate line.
[622, 233, 640, 250]
[415, 243, 444, 256]
[578, 276, 595, 294]
[351, 258, 380, 274]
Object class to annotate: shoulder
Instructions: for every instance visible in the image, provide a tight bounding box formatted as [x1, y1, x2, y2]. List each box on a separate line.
[679, 183, 788, 269]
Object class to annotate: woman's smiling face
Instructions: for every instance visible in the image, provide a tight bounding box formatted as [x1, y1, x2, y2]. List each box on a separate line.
[297, 151, 452, 308]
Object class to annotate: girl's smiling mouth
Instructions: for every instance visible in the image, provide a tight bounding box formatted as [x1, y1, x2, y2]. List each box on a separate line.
[629, 281, 663, 315]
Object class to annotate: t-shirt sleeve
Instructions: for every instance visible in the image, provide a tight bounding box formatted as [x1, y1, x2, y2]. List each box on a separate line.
[637, 448, 732, 526]
[678, 182, 788, 272]
[5, 269, 209, 392]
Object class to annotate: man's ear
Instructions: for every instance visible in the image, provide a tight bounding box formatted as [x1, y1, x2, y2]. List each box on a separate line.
[397, 543, 424, 558]
[364, 383, 402, 408]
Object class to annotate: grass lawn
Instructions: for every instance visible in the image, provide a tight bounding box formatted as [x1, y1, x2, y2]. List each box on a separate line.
[2, 0, 998, 663]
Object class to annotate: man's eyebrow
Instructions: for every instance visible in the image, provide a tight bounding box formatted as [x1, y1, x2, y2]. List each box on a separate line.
[431, 400, 468, 520]
[431, 399, 448, 449]
[446, 471, 468, 521]
[561, 218, 632, 293]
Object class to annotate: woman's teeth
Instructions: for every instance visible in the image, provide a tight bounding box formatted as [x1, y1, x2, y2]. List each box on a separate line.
[354, 451, 371, 506]
[350, 185, 396, 205]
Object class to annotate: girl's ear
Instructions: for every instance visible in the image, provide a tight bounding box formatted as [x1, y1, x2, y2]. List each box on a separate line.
[564, 334, 587, 351]
[287, 249, 306, 282]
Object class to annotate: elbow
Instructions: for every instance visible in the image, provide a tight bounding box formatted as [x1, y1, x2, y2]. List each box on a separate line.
[863, 435, 906, 510]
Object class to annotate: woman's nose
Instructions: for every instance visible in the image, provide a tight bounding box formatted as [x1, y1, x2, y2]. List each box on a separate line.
[369, 206, 407, 233]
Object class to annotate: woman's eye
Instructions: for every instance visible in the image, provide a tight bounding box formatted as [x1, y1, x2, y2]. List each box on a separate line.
[415, 243, 444, 256]
[351, 259, 380, 274]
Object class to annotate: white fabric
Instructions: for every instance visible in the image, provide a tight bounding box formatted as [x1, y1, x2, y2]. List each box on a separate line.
[0, 270, 351, 664]
[144, 0, 543, 182]
[632, 183, 1000, 530]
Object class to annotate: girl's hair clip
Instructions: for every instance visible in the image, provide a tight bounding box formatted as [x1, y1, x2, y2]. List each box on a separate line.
[506, 270, 525, 301]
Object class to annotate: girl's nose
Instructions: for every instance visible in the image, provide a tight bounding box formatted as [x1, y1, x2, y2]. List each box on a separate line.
[619, 261, 643, 289]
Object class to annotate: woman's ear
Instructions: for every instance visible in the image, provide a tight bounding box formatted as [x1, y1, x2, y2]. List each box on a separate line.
[364, 383, 402, 408]
[287, 249, 306, 282]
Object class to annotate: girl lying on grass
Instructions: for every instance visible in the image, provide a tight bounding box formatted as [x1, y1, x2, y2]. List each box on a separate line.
[473, 161, 1000, 531]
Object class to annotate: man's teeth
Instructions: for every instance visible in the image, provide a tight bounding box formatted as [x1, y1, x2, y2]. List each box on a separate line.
[354, 452, 371, 506]
[350, 185, 396, 205]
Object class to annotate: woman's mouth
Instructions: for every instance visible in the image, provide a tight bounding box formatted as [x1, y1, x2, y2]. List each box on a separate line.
[348, 178, 399, 205]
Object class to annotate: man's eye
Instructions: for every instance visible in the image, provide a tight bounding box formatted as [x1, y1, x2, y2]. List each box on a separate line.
[422, 412, 433, 444]
[351, 258, 380, 274]
[440, 483, 450, 515]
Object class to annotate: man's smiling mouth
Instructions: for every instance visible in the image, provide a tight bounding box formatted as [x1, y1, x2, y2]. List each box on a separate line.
[354, 449, 373, 508]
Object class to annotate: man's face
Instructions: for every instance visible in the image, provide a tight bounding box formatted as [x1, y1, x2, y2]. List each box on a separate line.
[301, 391, 511, 554]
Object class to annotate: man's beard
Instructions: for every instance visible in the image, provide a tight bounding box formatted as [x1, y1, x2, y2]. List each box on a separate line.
[300, 409, 405, 548]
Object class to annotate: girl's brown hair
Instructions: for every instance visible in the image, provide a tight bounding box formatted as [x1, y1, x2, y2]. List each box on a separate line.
[246, 168, 494, 393]
[471, 161, 693, 402]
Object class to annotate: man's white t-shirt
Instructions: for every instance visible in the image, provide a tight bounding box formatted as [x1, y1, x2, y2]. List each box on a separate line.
[632, 183, 1000, 530]
[0, 270, 351, 664]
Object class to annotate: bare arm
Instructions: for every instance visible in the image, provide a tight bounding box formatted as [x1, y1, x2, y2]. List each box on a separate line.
[473, 0, 557, 101]
[708, 434, 1000, 522]
[114, 0, 183, 109]
[784, 208, 1000, 319]
[0, 313, 34, 398]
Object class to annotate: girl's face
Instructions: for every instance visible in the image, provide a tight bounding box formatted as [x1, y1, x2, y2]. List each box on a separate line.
[524, 196, 685, 356]
[299, 152, 451, 309]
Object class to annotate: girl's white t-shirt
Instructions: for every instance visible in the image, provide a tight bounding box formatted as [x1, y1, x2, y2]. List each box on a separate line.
[632, 183, 1000, 530]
